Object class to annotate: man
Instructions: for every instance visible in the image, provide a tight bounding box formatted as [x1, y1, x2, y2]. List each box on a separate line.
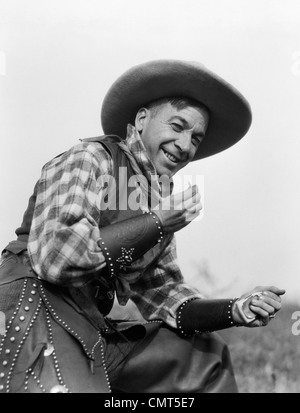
[0, 60, 285, 393]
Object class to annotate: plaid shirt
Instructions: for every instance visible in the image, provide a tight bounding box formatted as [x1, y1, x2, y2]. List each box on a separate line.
[28, 125, 203, 328]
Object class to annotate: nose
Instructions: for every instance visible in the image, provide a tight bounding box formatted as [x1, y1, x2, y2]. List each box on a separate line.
[175, 132, 191, 156]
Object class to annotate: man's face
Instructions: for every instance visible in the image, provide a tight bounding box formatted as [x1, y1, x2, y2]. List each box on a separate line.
[135, 102, 209, 177]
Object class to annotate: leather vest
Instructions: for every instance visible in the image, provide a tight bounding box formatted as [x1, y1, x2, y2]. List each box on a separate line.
[4, 136, 170, 316]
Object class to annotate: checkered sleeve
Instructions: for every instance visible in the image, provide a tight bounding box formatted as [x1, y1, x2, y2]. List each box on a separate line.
[129, 236, 204, 329]
[28, 142, 112, 287]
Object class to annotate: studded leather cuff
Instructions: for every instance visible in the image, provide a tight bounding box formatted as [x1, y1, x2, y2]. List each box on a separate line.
[176, 298, 237, 337]
[98, 211, 164, 278]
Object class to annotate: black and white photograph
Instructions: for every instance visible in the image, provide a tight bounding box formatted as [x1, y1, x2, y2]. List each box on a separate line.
[0, 0, 299, 396]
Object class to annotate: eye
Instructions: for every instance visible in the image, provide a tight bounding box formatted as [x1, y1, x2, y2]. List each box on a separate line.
[170, 123, 184, 132]
[192, 136, 203, 146]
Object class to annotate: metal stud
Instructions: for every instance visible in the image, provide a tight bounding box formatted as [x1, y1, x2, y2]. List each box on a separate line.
[31, 291, 36, 295]
[2, 361, 8, 366]
[5, 350, 10, 355]
[24, 307, 30, 312]
[0, 373, 4, 378]
[44, 344, 54, 357]
[0, 385, 4, 391]
[20, 316, 25, 322]
[107, 291, 114, 300]
[28, 298, 33, 303]
[10, 337, 15, 343]
[15, 326, 21, 332]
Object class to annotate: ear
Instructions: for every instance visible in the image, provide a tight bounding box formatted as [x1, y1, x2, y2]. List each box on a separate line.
[134, 107, 149, 133]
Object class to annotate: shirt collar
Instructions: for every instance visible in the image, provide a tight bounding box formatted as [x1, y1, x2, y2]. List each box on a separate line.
[118, 124, 174, 199]
[118, 124, 157, 181]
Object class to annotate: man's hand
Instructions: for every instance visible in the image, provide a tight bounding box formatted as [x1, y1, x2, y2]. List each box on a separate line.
[153, 185, 202, 234]
[232, 286, 286, 328]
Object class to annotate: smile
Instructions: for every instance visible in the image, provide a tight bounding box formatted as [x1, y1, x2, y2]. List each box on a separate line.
[162, 149, 180, 164]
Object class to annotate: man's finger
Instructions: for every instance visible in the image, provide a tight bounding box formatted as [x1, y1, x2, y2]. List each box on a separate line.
[261, 291, 282, 303]
[258, 295, 282, 311]
[249, 304, 270, 319]
[253, 286, 286, 297]
[183, 185, 199, 202]
[267, 286, 286, 296]
[251, 299, 275, 315]
[184, 193, 201, 210]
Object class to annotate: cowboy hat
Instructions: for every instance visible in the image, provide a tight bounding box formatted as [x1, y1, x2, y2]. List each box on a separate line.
[101, 59, 252, 160]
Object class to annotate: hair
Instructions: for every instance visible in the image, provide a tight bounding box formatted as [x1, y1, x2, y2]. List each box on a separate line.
[144, 97, 210, 118]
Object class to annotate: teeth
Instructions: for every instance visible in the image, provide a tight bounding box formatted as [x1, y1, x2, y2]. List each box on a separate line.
[163, 150, 177, 163]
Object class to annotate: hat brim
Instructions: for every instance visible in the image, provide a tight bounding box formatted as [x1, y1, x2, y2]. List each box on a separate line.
[101, 60, 252, 160]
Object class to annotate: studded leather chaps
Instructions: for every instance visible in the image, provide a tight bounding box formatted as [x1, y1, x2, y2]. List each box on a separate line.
[0, 251, 238, 393]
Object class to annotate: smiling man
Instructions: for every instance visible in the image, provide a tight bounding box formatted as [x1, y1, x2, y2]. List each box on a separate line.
[136, 98, 210, 176]
[0, 60, 285, 393]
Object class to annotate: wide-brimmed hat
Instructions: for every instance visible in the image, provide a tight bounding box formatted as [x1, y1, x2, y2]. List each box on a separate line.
[101, 59, 252, 160]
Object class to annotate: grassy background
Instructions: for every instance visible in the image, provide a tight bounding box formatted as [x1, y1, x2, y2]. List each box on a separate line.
[220, 303, 300, 393]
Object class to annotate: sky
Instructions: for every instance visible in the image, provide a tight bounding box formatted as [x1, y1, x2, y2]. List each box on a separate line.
[0, 0, 300, 302]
